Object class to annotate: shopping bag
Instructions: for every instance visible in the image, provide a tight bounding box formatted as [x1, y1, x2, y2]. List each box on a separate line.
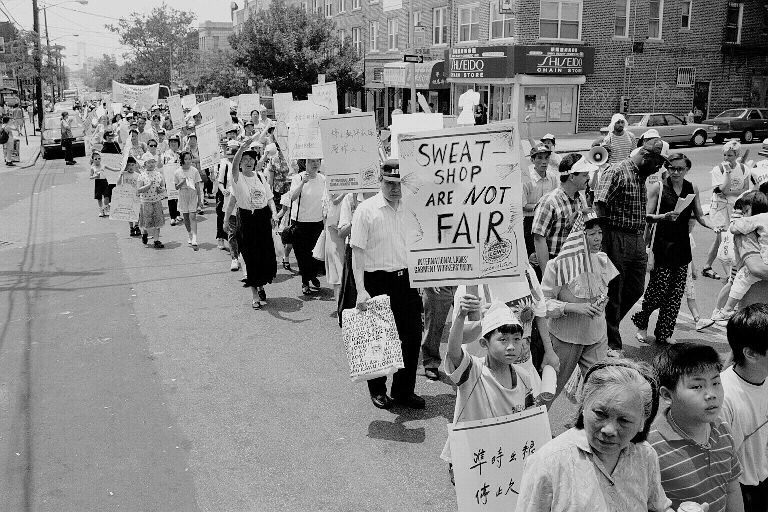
[341, 295, 404, 382]
[717, 230, 735, 265]
[312, 229, 326, 261]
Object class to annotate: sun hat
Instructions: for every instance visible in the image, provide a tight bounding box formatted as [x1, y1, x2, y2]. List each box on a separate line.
[481, 302, 522, 338]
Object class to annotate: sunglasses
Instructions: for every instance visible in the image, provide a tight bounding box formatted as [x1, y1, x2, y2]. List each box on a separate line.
[148, 144, 157, 147]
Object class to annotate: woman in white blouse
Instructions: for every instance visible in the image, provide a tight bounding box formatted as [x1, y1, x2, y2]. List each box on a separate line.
[289, 158, 326, 296]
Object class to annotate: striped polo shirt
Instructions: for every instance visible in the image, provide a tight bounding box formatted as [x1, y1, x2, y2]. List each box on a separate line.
[648, 410, 742, 512]
[605, 131, 637, 165]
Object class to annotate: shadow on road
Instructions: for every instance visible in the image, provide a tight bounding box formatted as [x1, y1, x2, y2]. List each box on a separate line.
[367, 392, 456, 443]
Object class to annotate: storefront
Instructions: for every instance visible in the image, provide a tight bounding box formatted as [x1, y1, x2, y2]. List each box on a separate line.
[448, 44, 595, 136]
[382, 60, 449, 126]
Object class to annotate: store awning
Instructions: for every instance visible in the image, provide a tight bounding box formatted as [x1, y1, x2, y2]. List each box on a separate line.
[383, 61, 448, 90]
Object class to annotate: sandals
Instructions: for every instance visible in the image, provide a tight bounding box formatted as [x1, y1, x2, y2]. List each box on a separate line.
[252, 300, 262, 310]
[258, 288, 267, 303]
[282, 259, 291, 270]
[702, 267, 721, 280]
[302, 284, 315, 295]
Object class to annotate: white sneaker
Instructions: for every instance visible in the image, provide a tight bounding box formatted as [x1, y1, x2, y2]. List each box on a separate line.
[711, 309, 733, 322]
[230, 259, 240, 271]
[695, 318, 715, 331]
[607, 349, 624, 358]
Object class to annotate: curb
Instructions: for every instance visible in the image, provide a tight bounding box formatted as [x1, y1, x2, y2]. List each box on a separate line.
[20, 147, 41, 169]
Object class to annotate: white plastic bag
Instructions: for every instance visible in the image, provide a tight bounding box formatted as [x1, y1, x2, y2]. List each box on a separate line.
[312, 229, 326, 261]
[341, 295, 404, 382]
[717, 230, 735, 265]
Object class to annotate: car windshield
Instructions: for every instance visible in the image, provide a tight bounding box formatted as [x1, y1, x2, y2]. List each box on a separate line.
[716, 109, 745, 118]
[626, 114, 644, 126]
[44, 115, 83, 130]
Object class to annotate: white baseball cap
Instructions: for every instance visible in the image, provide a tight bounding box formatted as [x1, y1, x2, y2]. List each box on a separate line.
[481, 302, 521, 338]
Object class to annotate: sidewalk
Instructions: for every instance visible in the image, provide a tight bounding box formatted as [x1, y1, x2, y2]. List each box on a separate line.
[5, 119, 41, 170]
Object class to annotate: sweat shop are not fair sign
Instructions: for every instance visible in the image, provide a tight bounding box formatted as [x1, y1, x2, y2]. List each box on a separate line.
[398, 124, 526, 288]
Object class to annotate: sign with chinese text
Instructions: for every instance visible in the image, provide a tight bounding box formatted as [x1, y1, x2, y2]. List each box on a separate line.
[196, 120, 220, 170]
[164, 165, 179, 201]
[111, 81, 159, 111]
[319, 112, 380, 193]
[398, 123, 526, 288]
[515, 45, 595, 75]
[168, 95, 184, 129]
[287, 100, 327, 159]
[449, 47, 514, 80]
[449, 406, 552, 512]
[198, 97, 230, 136]
[237, 93, 261, 119]
[311, 81, 338, 116]
[109, 182, 140, 222]
[273, 92, 293, 153]
[181, 94, 197, 110]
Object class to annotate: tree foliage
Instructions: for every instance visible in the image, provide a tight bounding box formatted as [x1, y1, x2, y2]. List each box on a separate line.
[88, 54, 123, 91]
[106, 3, 196, 85]
[230, 0, 362, 98]
[180, 50, 250, 97]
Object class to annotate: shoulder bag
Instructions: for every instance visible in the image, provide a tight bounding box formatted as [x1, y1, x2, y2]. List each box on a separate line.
[280, 189, 301, 245]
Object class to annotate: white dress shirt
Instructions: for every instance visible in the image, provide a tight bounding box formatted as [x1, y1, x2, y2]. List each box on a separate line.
[350, 191, 408, 272]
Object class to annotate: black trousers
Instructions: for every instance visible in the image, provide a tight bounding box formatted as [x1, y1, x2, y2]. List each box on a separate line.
[363, 269, 423, 399]
[741, 479, 768, 512]
[62, 138, 74, 162]
[168, 199, 179, 219]
[215, 190, 226, 239]
[293, 221, 323, 285]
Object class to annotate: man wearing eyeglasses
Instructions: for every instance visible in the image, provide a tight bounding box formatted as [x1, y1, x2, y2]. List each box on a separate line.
[594, 138, 670, 356]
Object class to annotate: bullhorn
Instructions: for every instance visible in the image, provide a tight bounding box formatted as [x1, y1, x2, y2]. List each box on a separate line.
[586, 146, 609, 166]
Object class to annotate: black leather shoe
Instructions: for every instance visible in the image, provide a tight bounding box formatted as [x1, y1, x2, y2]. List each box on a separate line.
[424, 368, 440, 381]
[392, 393, 426, 409]
[370, 393, 392, 409]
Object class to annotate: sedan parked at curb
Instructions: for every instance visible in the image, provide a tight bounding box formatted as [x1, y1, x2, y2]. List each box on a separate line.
[702, 108, 768, 144]
[599, 112, 714, 147]
[41, 113, 85, 160]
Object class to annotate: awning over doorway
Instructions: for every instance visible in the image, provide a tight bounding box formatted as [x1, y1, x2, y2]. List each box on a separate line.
[383, 61, 447, 90]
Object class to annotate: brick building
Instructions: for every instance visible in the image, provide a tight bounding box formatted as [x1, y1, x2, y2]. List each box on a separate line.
[198, 21, 235, 51]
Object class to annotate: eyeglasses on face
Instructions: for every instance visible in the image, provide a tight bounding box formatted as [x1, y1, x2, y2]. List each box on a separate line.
[148, 144, 157, 147]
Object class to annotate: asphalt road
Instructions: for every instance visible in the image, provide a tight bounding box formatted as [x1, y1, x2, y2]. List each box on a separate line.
[0, 140, 762, 511]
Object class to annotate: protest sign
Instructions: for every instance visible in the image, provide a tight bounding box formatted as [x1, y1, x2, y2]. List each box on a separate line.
[398, 123, 526, 288]
[196, 120, 220, 170]
[389, 113, 443, 159]
[111, 81, 159, 111]
[311, 81, 338, 115]
[449, 406, 552, 512]
[109, 182, 140, 222]
[273, 92, 293, 152]
[198, 96, 230, 136]
[319, 112, 380, 193]
[95, 106, 106, 119]
[164, 166, 179, 201]
[101, 142, 123, 179]
[111, 102, 122, 116]
[286, 100, 327, 160]
[181, 94, 197, 110]
[341, 295, 404, 382]
[168, 95, 184, 129]
[237, 94, 261, 120]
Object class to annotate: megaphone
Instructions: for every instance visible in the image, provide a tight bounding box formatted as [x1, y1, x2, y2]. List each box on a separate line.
[586, 146, 609, 166]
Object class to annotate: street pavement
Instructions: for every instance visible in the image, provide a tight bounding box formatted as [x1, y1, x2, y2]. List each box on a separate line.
[0, 139, 763, 511]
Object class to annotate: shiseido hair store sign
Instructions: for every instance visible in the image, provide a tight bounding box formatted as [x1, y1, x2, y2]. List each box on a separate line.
[449, 45, 595, 80]
[449, 47, 515, 80]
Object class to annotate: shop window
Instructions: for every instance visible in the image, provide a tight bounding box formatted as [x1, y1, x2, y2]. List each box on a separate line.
[725, 1, 743, 44]
[680, 0, 691, 29]
[388, 18, 399, 50]
[458, 5, 480, 42]
[370, 21, 379, 51]
[615, 0, 630, 37]
[524, 86, 574, 122]
[490, 2, 515, 40]
[352, 27, 362, 55]
[433, 7, 448, 45]
[648, 0, 663, 39]
[540, 1, 582, 40]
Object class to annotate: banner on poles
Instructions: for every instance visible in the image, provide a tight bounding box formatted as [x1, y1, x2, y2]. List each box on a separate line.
[319, 112, 380, 193]
[286, 100, 327, 160]
[449, 406, 552, 512]
[109, 181, 140, 222]
[311, 81, 338, 116]
[197, 120, 220, 170]
[237, 94, 261, 120]
[168, 95, 184, 129]
[398, 123, 525, 288]
[389, 113, 443, 159]
[111, 81, 159, 111]
[198, 97, 230, 136]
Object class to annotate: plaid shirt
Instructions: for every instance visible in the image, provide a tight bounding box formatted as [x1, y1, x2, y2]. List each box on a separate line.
[595, 159, 647, 232]
[531, 187, 587, 257]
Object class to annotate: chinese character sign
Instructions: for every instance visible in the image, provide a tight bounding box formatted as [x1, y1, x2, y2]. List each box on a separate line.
[198, 97, 230, 136]
[319, 113, 380, 194]
[197, 120, 220, 171]
[181, 94, 197, 110]
[168, 95, 184, 129]
[311, 81, 338, 115]
[449, 406, 552, 512]
[287, 100, 327, 160]
[109, 182, 140, 222]
[237, 94, 261, 120]
[273, 92, 293, 153]
[398, 124, 526, 288]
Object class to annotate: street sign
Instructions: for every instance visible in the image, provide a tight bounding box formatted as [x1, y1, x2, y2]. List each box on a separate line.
[414, 26, 427, 49]
[403, 54, 424, 64]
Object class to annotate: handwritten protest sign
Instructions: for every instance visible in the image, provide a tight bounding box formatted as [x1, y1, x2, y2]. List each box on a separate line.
[449, 406, 552, 512]
[181, 94, 197, 110]
[311, 81, 338, 115]
[389, 113, 443, 159]
[398, 124, 525, 288]
[168, 95, 184, 129]
[273, 92, 293, 152]
[198, 96, 230, 136]
[101, 142, 123, 180]
[109, 182, 140, 222]
[197, 120, 220, 170]
[237, 94, 261, 120]
[287, 100, 328, 160]
[164, 166, 179, 200]
[341, 295, 404, 382]
[319, 112, 380, 193]
[111, 81, 159, 111]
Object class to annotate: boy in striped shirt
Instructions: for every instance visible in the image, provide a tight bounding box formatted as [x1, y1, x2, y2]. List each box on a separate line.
[649, 343, 743, 512]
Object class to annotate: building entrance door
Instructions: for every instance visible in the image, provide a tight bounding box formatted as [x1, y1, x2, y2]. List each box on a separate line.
[693, 81, 711, 122]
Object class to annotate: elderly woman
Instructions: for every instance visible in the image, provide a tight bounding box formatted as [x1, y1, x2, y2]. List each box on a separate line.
[60, 111, 76, 165]
[703, 140, 750, 280]
[517, 359, 671, 512]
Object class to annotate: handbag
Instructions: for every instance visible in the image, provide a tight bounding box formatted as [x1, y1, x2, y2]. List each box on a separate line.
[646, 182, 662, 272]
[312, 229, 327, 261]
[280, 189, 301, 245]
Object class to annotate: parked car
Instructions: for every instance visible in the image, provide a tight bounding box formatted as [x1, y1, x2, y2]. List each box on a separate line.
[759, 137, 768, 158]
[702, 108, 768, 144]
[599, 112, 714, 147]
[41, 113, 85, 160]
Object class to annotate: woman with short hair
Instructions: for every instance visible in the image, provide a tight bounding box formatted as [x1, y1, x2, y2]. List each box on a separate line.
[517, 359, 672, 512]
[60, 111, 76, 165]
[289, 158, 326, 295]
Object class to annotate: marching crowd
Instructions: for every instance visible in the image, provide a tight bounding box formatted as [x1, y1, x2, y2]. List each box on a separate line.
[70, 97, 768, 511]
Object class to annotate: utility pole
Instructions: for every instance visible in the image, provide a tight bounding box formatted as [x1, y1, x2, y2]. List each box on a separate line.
[43, 7, 55, 106]
[32, 0, 44, 130]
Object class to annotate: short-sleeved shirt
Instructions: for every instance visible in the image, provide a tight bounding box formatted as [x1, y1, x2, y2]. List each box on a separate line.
[734, 233, 768, 305]
[649, 411, 742, 512]
[350, 191, 409, 272]
[604, 131, 637, 165]
[516, 428, 671, 512]
[174, 166, 201, 191]
[440, 348, 538, 462]
[137, 170, 165, 204]
[594, 159, 648, 232]
[232, 172, 273, 211]
[720, 364, 768, 486]
[522, 167, 559, 218]
[289, 173, 326, 222]
[531, 187, 587, 257]
[712, 162, 748, 201]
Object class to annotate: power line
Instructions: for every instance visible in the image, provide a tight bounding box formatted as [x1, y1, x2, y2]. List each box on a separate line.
[56, 6, 122, 21]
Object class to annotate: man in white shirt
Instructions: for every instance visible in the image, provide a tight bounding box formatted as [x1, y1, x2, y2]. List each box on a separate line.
[351, 160, 425, 410]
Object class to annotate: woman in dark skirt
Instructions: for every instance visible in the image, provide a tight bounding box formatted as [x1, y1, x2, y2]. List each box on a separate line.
[225, 134, 278, 310]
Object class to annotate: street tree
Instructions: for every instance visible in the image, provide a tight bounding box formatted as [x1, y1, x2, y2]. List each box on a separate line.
[106, 3, 196, 85]
[89, 54, 123, 91]
[180, 50, 250, 98]
[230, 0, 363, 99]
